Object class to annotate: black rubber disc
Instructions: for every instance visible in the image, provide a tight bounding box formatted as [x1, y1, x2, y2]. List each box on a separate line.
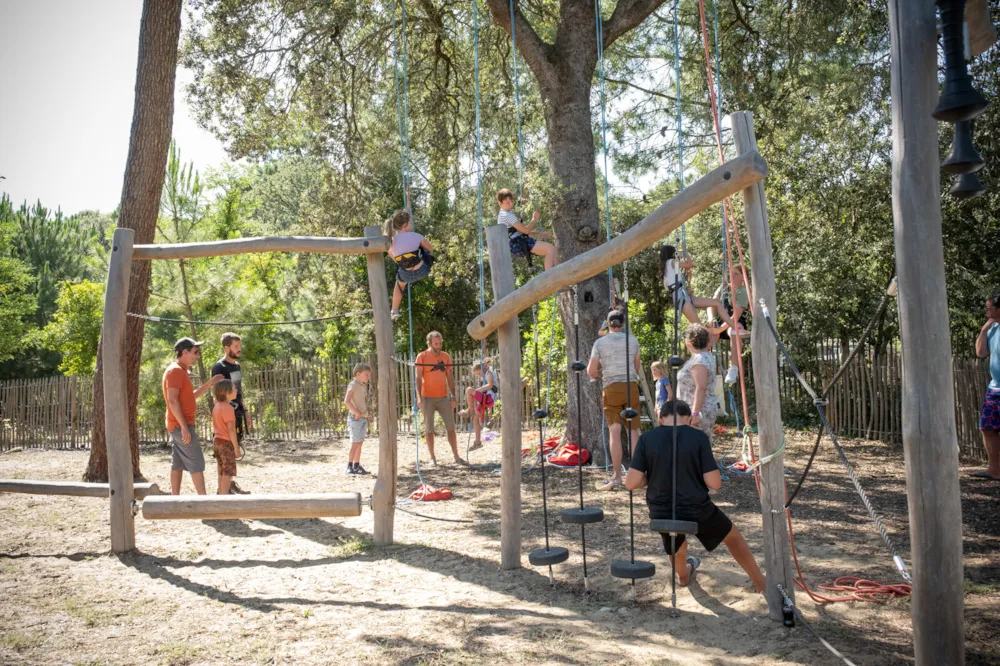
[560, 507, 604, 525]
[529, 547, 570, 567]
[610, 559, 656, 580]
[649, 519, 698, 535]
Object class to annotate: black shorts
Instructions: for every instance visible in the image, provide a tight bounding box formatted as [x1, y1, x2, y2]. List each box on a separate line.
[653, 504, 733, 554]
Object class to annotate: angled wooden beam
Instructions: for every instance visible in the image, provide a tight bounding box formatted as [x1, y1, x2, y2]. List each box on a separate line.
[132, 235, 389, 260]
[967, 0, 997, 58]
[466, 151, 768, 340]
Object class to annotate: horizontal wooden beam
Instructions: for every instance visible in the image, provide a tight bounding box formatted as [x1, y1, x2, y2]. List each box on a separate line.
[132, 235, 389, 260]
[466, 151, 768, 340]
[0, 479, 160, 499]
[967, 0, 997, 58]
[141, 492, 363, 520]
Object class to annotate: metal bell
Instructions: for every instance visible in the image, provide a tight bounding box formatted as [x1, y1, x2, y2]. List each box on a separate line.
[933, 0, 989, 123]
[942, 121, 984, 174]
[949, 171, 986, 200]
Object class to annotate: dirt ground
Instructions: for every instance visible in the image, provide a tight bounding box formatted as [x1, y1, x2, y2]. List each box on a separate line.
[1, 425, 997, 666]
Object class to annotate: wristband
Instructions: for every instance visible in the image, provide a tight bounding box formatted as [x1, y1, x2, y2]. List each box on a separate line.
[692, 411, 702, 417]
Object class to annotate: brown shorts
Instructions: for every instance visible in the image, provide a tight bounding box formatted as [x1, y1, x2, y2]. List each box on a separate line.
[421, 396, 456, 432]
[213, 437, 238, 477]
[602, 382, 641, 429]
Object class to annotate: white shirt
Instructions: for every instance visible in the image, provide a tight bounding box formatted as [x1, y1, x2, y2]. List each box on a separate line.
[497, 210, 522, 237]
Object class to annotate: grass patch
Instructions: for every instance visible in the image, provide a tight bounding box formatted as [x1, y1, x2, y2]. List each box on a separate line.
[0, 631, 43, 651]
[329, 535, 375, 559]
[964, 580, 1000, 595]
[63, 597, 115, 627]
[153, 641, 199, 666]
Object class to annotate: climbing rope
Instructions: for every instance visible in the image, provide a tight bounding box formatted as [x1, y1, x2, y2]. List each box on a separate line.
[126, 310, 372, 327]
[507, 0, 526, 203]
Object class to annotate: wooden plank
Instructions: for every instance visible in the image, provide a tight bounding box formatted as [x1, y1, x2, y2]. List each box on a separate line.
[730, 111, 794, 621]
[142, 492, 362, 520]
[366, 225, 398, 547]
[132, 235, 388, 260]
[966, 0, 998, 58]
[467, 152, 769, 340]
[887, 1, 965, 661]
[102, 227, 137, 553]
[487, 223, 522, 570]
[0, 479, 160, 498]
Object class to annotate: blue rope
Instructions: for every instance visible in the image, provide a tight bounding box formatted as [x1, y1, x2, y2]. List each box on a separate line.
[594, 0, 615, 305]
[673, 0, 686, 254]
[508, 0, 526, 203]
[391, 0, 407, 198]
[474, 0, 485, 319]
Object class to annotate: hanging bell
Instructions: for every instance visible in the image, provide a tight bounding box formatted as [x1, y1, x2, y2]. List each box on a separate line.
[949, 171, 986, 200]
[942, 120, 984, 174]
[933, 0, 989, 123]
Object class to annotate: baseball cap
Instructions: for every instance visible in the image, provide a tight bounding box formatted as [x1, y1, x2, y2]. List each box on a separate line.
[607, 310, 625, 326]
[173, 337, 204, 353]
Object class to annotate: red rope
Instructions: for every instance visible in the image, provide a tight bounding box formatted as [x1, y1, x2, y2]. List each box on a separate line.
[694, 0, 909, 605]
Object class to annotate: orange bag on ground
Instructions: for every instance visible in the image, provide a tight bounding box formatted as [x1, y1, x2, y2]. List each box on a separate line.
[410, 484, 453, 501]
[548, 443, 591, 467]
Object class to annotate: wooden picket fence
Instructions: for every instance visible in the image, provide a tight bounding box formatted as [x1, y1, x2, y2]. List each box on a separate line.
[0, 344, 991, 461]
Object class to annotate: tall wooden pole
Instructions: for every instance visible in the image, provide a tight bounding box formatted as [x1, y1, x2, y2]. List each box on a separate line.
[887, 2, 965, 662]
[486, 224, 522, 570]
[103, 228, 136, 553]
[365, 226, 398, 546]
[730, 111, 794, 621]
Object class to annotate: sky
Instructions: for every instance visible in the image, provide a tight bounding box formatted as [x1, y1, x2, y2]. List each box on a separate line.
[0, 1, 229, 215]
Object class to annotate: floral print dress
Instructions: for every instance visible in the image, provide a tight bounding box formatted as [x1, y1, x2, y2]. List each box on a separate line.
[676, 351, 717, 438]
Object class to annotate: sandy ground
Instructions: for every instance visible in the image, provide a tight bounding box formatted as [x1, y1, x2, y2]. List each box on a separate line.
[1, 426, 997, 666]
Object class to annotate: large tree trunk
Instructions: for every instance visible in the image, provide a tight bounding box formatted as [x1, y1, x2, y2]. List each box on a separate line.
[84, 0, 182, 482]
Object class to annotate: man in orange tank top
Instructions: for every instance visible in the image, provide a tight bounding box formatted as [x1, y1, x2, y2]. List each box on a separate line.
[415, 331, 465, 466]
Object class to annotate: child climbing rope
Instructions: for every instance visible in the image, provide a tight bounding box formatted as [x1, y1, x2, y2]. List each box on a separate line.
[709, 267, 751, 384]
[458, 359, 497, 451]
[659, 244, 748, 339]
[496, 188, 558, 270]
[385, 209, 434, 321]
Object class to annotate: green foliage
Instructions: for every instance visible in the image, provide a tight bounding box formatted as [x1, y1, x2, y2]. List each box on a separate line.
[0, 205, 37, 363]
[41, 281, 104, 375]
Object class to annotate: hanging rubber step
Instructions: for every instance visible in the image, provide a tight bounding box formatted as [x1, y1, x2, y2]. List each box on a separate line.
[560, 506, 604, 525]
[668, 355, 685, 369]
[571, 361, 587, 372]
[649, 519, 697, 535]
[620, 408, 639, 420]
[610, 559, 655, 580]
[529, 546, 570, 567]
[532, 409, 549, 420]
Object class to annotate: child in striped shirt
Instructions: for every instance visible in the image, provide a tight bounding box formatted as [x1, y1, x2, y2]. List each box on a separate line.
[496, 188, 558, 270]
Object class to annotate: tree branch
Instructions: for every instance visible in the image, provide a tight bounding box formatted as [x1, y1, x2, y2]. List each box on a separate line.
[604, 0, 668, 47]
[483, 0, 557, 89]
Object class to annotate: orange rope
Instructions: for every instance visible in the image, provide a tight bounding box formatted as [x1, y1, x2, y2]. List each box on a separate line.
[694, 0, 908, 605]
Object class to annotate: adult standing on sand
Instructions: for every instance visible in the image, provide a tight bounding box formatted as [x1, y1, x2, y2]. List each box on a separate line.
[164, 337, 222, 495]
[416, 331, 465, 466]
[974, 289, 1000, 480]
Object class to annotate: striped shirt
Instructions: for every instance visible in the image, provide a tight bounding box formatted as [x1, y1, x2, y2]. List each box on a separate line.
[497, 209, 523, 237]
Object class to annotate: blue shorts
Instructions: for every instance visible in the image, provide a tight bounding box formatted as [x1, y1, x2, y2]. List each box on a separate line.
[981, 387, 1000, 431]
[396, 260, 431, 285]
[509, 235, 536, 258]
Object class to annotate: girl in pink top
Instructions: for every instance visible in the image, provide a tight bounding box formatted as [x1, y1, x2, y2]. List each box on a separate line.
[385, 209, 434, 320]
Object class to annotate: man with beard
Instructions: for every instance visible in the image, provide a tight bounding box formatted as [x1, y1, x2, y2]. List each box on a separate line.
[212, 332, 253, 493]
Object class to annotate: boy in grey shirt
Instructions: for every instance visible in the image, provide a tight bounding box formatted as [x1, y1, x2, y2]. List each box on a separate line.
[344, 363, 371, 476]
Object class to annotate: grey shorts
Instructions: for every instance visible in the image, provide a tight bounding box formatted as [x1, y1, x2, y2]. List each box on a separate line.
[348, 415, 368, 442]
[421, 396, 455, 432]
[169, 426, 206, 473]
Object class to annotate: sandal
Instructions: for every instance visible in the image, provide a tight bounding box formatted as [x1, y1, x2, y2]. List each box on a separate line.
[596, 479, 623, 492]
[469, 441, 483, 451]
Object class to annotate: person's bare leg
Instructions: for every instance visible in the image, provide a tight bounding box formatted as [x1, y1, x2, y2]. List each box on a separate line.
[671, 539, 692, 586]
[191, 471, 207, 496]
[391, 281, 406, 311]
[473, 409, 482, 442]
[349, 441, 362, 464]
[447, 429, 462, 461]
[425, 427, 436, 463]
[462, 387, 476, 415]
[609, 422, 623, 482]
[218, 474, 232, 495]
[722, 526, 766, 592]
[532, 241, 557, 271]
[171, 470, 183, 495]
[692, 296, 744, 334]
[982, 429, 1000, 477]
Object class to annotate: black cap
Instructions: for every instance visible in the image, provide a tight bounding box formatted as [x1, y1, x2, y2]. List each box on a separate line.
[607, 310, 625, 326]
[173, 337, 204, 353]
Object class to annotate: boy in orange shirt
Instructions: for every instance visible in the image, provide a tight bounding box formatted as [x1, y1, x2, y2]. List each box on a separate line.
[211, 379, 243, 495]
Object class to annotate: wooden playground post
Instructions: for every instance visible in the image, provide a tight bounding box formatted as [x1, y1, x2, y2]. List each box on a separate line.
[486, 224, 522, 570]
[730, 111, 795, 621]
[103, 227, 136, 553]
[887, 1, 965, 662]
[365, 225, 398, 546]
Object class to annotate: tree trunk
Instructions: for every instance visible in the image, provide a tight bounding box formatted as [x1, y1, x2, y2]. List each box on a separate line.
[84, 0, 182, 483]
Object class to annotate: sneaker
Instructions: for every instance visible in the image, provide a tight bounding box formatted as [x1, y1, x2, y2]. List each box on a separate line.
[391, 309, 401, 321]
[345, 464, 357, 476]
[229, 481, 250, 494]
[725, 365, 739, 384]
[454, 457, 467, 466]
[354, 464, 370, 475]
[429, 459, 438, 468]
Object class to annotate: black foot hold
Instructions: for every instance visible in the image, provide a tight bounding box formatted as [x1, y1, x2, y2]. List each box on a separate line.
[610, 559, 655, 580]
[529, 547, 570, 567]
[560, 506, 604, 525]
[649, 519, 698, 535]
[571, 361, 587, 372]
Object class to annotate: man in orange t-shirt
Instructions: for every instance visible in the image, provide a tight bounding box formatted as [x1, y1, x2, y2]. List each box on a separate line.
[163, 337, 223, 495]
[415, 331, 464, 466]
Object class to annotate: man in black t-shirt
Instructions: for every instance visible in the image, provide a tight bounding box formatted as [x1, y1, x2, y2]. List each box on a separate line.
[626, 400, 765, 592]
[212, 332, 252, 493]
